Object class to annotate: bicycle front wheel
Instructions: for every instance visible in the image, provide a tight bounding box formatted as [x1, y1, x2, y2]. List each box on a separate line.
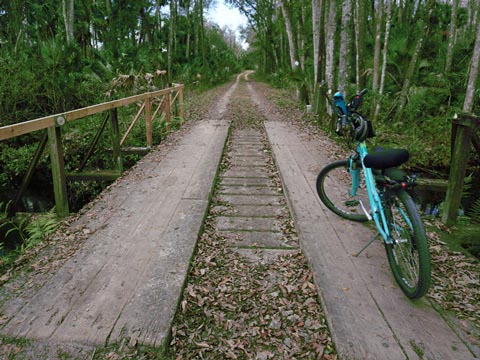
[384, 189, 430, 299]
[316, 160, 369, 222]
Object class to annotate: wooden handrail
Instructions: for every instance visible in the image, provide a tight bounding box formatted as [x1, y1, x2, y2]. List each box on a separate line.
[1, 83, 184, 218]
[0, 85, 183, 141]
[442, 113, 480, 226]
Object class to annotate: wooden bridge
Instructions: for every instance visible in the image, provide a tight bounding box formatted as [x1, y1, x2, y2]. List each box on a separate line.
[0, 75, 478, 359]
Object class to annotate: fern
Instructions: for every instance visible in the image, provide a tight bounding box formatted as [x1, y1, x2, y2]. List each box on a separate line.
[24, 209, 59, 249]
[0, 201, 27, 243]
[468, 198, 480, 224]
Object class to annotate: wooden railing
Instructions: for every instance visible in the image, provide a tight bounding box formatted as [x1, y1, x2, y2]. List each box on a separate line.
[0, 84, 184, 217]
[415, 113, 480, 226]
[442, 113, 480, 226]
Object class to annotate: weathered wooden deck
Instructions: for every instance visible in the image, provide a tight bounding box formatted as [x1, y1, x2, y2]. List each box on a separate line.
[0, 80, 237, 350]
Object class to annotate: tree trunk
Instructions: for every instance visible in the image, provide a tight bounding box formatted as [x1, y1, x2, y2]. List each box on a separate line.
[445, 0, 459, 74]
[313, 0, 327, 115]
[62, 0, 74, 43]
[394, 0, 433, 122]
[185, 0, 191, 59]
[374, 0, 392, 122]
[338, 0, 352, 95]
[279, 0, 297, 70]
[371, 0, 383, 116]
[312, 0, 321, 83]
[298, 5, 306, 71]
[200, 0, 206, 69]
[463, 17, 480, 113]
[168, 0, 175, 81]
[325, 0, 336, 92]
[354, 0, 367, 91]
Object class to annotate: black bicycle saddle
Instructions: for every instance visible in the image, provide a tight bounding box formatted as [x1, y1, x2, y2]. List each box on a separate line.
[363, 148, 409, 169]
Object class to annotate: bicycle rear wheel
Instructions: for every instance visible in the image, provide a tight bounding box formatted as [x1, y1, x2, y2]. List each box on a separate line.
[384, 189, 430, 299]
[316, 160, 369, 222]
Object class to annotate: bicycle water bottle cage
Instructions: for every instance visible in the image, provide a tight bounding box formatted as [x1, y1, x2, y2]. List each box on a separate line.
[363, 148, 409, 169]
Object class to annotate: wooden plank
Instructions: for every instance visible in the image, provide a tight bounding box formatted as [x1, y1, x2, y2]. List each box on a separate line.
[120, 103, 145, 146]
[145, 98, 152, 147]
[0, 116, 230, 347]
[266, 124, 404, 359]
[178, 88, 184, 119]
[47, 126, 69, 217]
[264, 120, 474, 359]
[0, 116, 56, 141]
[110, 109, 123, 174]
[151, 96, 166, 122]
[0, 85, 183, 141]
[78, 113, 110, 172]
[182, 120, 230, 200]
[165, 92, 171, 132]
[416, 178, 448, 193]
[121, 146, 151, 155]
[66, 171, 121, 182]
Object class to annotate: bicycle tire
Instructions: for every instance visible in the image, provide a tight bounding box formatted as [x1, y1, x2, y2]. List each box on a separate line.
[384, 189, 430, 299]
[316, 160, 369, 222]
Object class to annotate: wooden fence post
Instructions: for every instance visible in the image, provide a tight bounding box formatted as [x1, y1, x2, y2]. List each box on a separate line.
[165, 92, 171, 132]
[48, 120, 69, 217]
[178, 87, 184, 119]
[145, 98, 152, 147]
[442, 114, 480, 226]
[110, 108, 123, 174]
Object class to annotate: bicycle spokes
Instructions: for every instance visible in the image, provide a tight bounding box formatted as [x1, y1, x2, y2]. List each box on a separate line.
[388, 197, 420, 288]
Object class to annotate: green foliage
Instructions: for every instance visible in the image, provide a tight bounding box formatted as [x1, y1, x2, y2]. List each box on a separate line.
[0, 202, 28, 245]
[0, 203, 60, 272]
[1, 202, 60, 248]
[265, 72, 293, 89]
[466, 197, 480, 224]
[0, 143, 44, 192]
[24, 209, 59, 249]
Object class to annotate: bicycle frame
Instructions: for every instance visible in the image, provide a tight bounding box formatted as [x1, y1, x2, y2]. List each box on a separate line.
[349, 141, 393, 245]
[319, 88, 431, 298]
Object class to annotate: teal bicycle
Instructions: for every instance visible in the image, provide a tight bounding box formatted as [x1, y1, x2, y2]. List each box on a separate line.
[316, 89, 430, 299]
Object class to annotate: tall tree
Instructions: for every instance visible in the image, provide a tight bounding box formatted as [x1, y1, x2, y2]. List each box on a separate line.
[279, 0, 297, 70]
[312, 0, 327, 114]
[371, 0, 383, 116]
[312, 0, 322, 83]
[445, 0, 459, 74]
[463, 13, 480, 113]
[325, 0, 336, 92]
[374, 0, 392, 122]
[394, 0, 434, 123]
[338, 0, 352, 94]
[354, 0, 367, 91]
